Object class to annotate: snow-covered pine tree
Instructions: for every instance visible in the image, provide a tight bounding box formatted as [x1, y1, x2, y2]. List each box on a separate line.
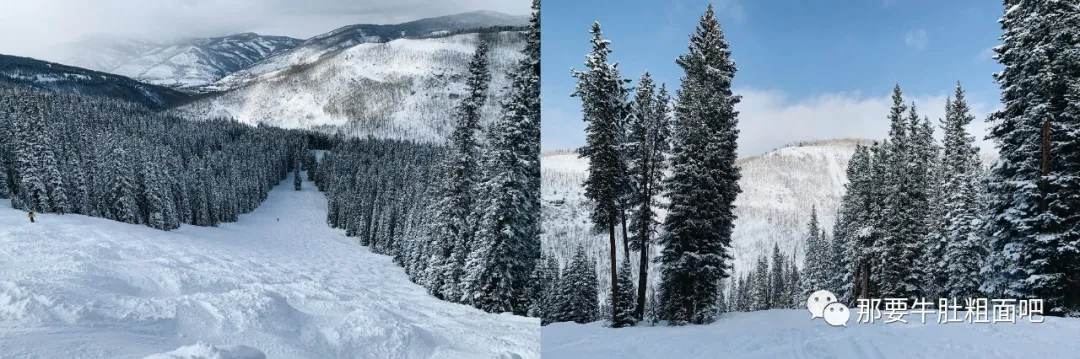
[728, 268, 740, 312]
[540, 254, 561, 325]
[940, 83, 985, 300]
[800, 206, 829, 300]
[789, 250, 803, 308]
[465, 0, 541, 315]
[878, 86, 925, 301]
[557, 245, 600, 324]
[981, 0, 1080, 317]
[611, 259, 637, 327]
[644, 287, 661, 325]
[627, 72, 671, 320]
[770, 243, 786, 309]
[752, 254, 769, 311]
[0, 159, 10, 199]
[715, 275, 727, 315]
[109, 146, 139, 224]
[293, 160, 302, 191]
[657, 4, 742, 326]
[14, 103, 51, 213]
[427, 41, 491, 302]
[572, 21, 631, 323]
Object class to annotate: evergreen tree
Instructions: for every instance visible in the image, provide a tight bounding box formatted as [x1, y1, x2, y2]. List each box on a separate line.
[293, 161, 302, 191]
[539, 254, 561, 325]
[800, 206, 829, 300]
[981, 0, 1080, 317]
[464, 0, 541, 315]
[934, 83, 986, 300]
[766, 244, 784, 309]
[626, 72, 671, 320]
[657, 4, 742, 325]
[572, 21, 631, 323]
[556, 246, 600, 324]
[0, 161, 10, 199]
[752, 254, 770, 310]
[611, 259, 638, 327]
[644, 287, 661, 325]
[428, 41, 491, 302]
[108, 146, 139, 224]
[789, 251, 803, 308]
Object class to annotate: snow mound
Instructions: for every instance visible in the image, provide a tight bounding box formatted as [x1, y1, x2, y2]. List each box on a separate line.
[0, 171, 538, 359]
[542, 309, 1080, 358]
[143, 343, 265, 359]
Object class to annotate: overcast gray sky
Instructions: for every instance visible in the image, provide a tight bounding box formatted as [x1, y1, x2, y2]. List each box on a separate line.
[0, 0, 528, 61]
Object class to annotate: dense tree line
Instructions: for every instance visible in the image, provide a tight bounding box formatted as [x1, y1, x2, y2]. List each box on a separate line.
[316, 0, 541, 316]
[0, 87, 305, 229]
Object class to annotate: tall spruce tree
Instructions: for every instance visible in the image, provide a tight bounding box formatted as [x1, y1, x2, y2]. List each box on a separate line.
[940, 83, 985, 300]
[800, 206, 830, 301]
[572, 21, 631, 323]
[465, 0, 541, 315]
[428, 41, 491, 302]
[626, 72, 671, 319]
[752, 254, 770, 310]
[657, 4, 742, 325]
[770, 243, 786, 309]
[981, 0, 1080, 317]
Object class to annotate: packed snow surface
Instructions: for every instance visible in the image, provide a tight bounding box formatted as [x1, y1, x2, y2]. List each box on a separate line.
[0, 171, 538, 359]
[542, 310, 1080, 358]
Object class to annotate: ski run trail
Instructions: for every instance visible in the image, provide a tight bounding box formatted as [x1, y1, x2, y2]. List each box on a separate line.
[542, 310, 1080, 358]
[0, 171, 538, 359]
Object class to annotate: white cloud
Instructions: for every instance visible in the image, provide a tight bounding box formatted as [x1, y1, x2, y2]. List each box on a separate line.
[0, 0, 528, 61]
[710, 0, 746, 23]
[905, 29, 928, 50]
[542, 88, 999, 158]
[974, 46, 997, 64]
[733, 88, 995, 157]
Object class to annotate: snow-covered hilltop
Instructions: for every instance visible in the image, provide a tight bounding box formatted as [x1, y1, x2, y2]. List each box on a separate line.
[57, 33, 303, 89]
[174, 30, 525, 142]
[211, 10, 529, 90]
[53, 11, 527, 94]
[0, 54, 189, 109]
[541, 139, 868, 294]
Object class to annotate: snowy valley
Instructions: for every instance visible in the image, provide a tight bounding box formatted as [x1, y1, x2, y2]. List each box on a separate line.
[0, 171, 538, 359]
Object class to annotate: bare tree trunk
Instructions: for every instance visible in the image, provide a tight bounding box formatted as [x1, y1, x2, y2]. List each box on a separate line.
[609, 222, 619, 326]
[1041, 119, 1051, 212]
[635, 235, 649, 320]
[621, 208, 630, 262]
[851, 260, 861, 306]
[860, 262, 870, 300]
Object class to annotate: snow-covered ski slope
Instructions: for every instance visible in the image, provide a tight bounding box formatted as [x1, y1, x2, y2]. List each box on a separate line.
[542, 310, 1080, 358]
[0, 171, 538, 359]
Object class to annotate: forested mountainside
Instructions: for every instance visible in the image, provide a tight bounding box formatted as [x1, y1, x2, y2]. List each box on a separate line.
[0, 54, 189, 109]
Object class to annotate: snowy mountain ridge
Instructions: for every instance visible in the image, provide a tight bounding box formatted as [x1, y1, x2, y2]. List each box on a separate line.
[0, 54, 190, 109]
[173, 30, 526, 143]
[541, 138, 870, 296]
[57, 33, 303, 89]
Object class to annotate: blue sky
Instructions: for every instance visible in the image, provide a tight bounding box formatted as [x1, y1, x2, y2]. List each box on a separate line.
[541, 0, 1004, 156]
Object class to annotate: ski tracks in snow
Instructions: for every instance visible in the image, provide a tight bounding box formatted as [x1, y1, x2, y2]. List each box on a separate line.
[0, 172, 538, 359]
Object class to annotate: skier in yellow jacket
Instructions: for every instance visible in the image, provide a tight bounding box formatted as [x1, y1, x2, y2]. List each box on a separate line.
[28, 211, 35, 223]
